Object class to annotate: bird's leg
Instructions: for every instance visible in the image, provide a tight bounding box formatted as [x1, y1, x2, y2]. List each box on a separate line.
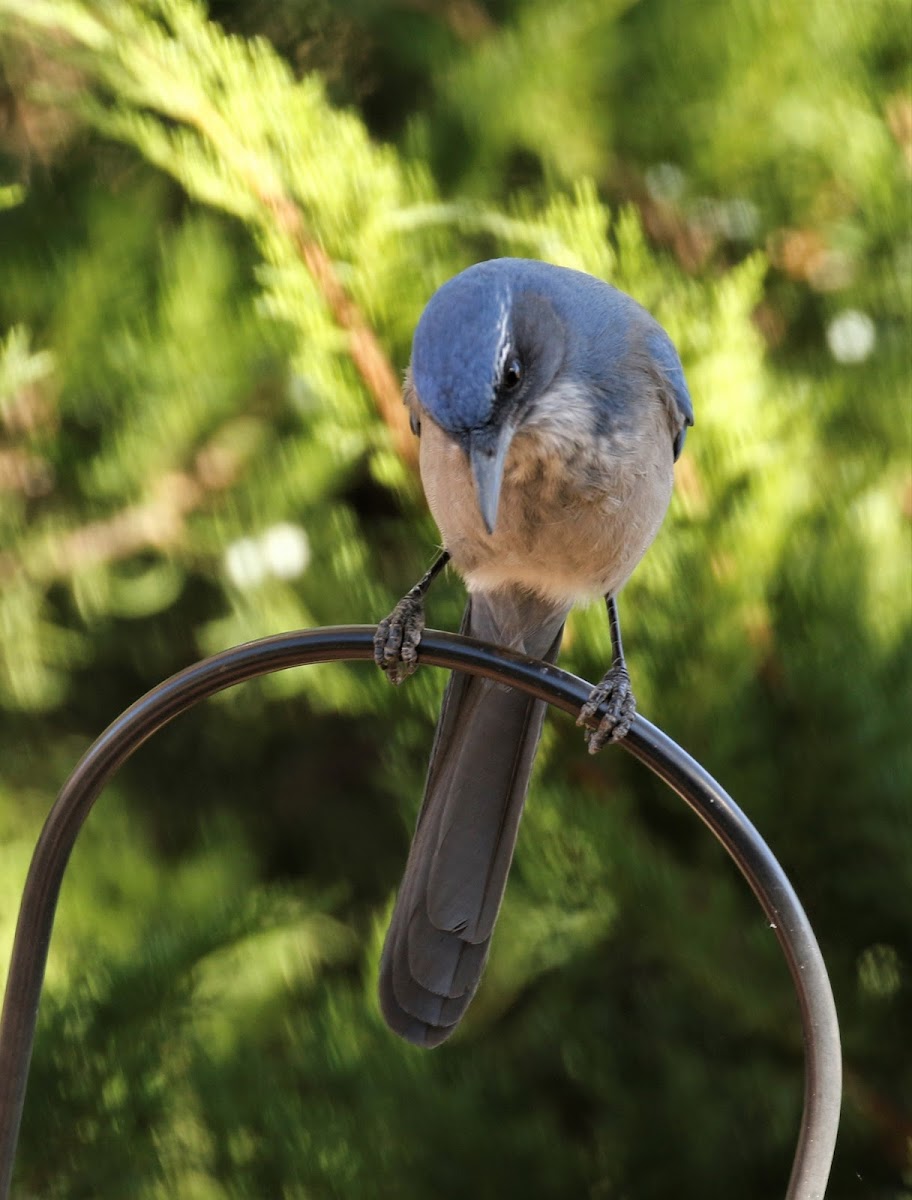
[374, 550, 451, 685]
[577, 594, 636, 753]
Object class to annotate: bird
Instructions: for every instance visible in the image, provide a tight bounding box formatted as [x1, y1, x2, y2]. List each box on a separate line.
[373, 257, 693, 1047]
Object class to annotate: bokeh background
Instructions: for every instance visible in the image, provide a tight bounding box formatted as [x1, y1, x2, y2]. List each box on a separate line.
[0, 1, 910, 1196]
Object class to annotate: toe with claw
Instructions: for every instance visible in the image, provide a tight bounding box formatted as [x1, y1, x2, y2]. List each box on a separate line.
[577, 664, 636, 753]
[374, 592, 426, 685]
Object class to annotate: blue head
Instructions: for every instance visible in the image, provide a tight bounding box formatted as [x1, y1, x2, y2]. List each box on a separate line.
[410, 258, 692, 531]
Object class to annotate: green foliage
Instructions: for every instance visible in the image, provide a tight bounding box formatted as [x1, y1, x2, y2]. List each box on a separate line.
[0, 0, 909, 1196]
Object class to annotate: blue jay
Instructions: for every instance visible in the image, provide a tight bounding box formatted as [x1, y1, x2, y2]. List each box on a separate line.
[374, 258, 693, 1046]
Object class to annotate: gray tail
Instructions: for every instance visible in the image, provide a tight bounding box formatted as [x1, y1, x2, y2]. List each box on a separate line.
[379, 590, 567, 1047]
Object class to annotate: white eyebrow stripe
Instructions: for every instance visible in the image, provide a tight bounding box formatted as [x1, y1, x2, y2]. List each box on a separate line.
[492, 292, 511, 386]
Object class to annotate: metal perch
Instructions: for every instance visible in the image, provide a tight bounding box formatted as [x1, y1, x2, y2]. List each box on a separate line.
[0, 626, 841, 1199]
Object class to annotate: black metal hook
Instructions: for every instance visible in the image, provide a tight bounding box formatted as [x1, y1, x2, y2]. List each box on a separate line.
[0, 626, 841, 1199]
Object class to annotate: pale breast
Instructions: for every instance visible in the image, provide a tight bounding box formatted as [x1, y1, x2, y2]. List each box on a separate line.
[418, 405, 675, 607]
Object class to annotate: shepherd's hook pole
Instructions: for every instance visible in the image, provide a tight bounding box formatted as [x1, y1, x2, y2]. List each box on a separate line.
[0, 626, 841, 1199]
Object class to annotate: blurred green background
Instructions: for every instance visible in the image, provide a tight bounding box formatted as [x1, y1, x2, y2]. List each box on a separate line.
[0, 0, 910, 1196]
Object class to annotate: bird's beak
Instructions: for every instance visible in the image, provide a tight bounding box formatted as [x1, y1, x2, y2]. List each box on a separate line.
[468, 422, 516, 535]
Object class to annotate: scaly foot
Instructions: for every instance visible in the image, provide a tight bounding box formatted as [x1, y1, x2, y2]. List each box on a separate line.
[577, 664, 636, 753]
[374, 592, 426, 685]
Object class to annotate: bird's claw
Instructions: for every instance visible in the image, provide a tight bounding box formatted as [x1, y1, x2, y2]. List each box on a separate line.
[374, 592, 426, 685]
[577, 665, 636, 753]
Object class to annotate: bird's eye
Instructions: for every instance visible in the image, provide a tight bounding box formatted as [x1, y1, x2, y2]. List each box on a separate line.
[502, 357, 523, 391]
[409, 410, 421, 437]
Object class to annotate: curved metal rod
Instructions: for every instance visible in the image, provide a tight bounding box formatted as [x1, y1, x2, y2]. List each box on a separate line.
[0, 626, 841, 1199]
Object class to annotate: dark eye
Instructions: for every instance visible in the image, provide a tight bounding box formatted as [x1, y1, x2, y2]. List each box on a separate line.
[502, 357, 523, 391]
[409, 410, 421, 437]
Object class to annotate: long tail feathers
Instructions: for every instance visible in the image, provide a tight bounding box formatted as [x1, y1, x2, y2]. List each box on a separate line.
[379, 591, 566, 1047]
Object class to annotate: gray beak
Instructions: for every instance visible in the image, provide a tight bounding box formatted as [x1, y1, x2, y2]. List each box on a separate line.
[468, 423, 516, 535]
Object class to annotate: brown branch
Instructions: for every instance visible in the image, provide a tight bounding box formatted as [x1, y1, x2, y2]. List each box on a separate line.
[298, 232, 416, 465]
[28, 471, 202, 581]
[250, 191, 417, 467]
[396, 0, 495, 42]
[175, 92, 417, 468]
[0, 431, 250, 588]
[844, 1067, 912, 1171]
[167, 47, 420, 465]
[0, 449, 54, 497]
